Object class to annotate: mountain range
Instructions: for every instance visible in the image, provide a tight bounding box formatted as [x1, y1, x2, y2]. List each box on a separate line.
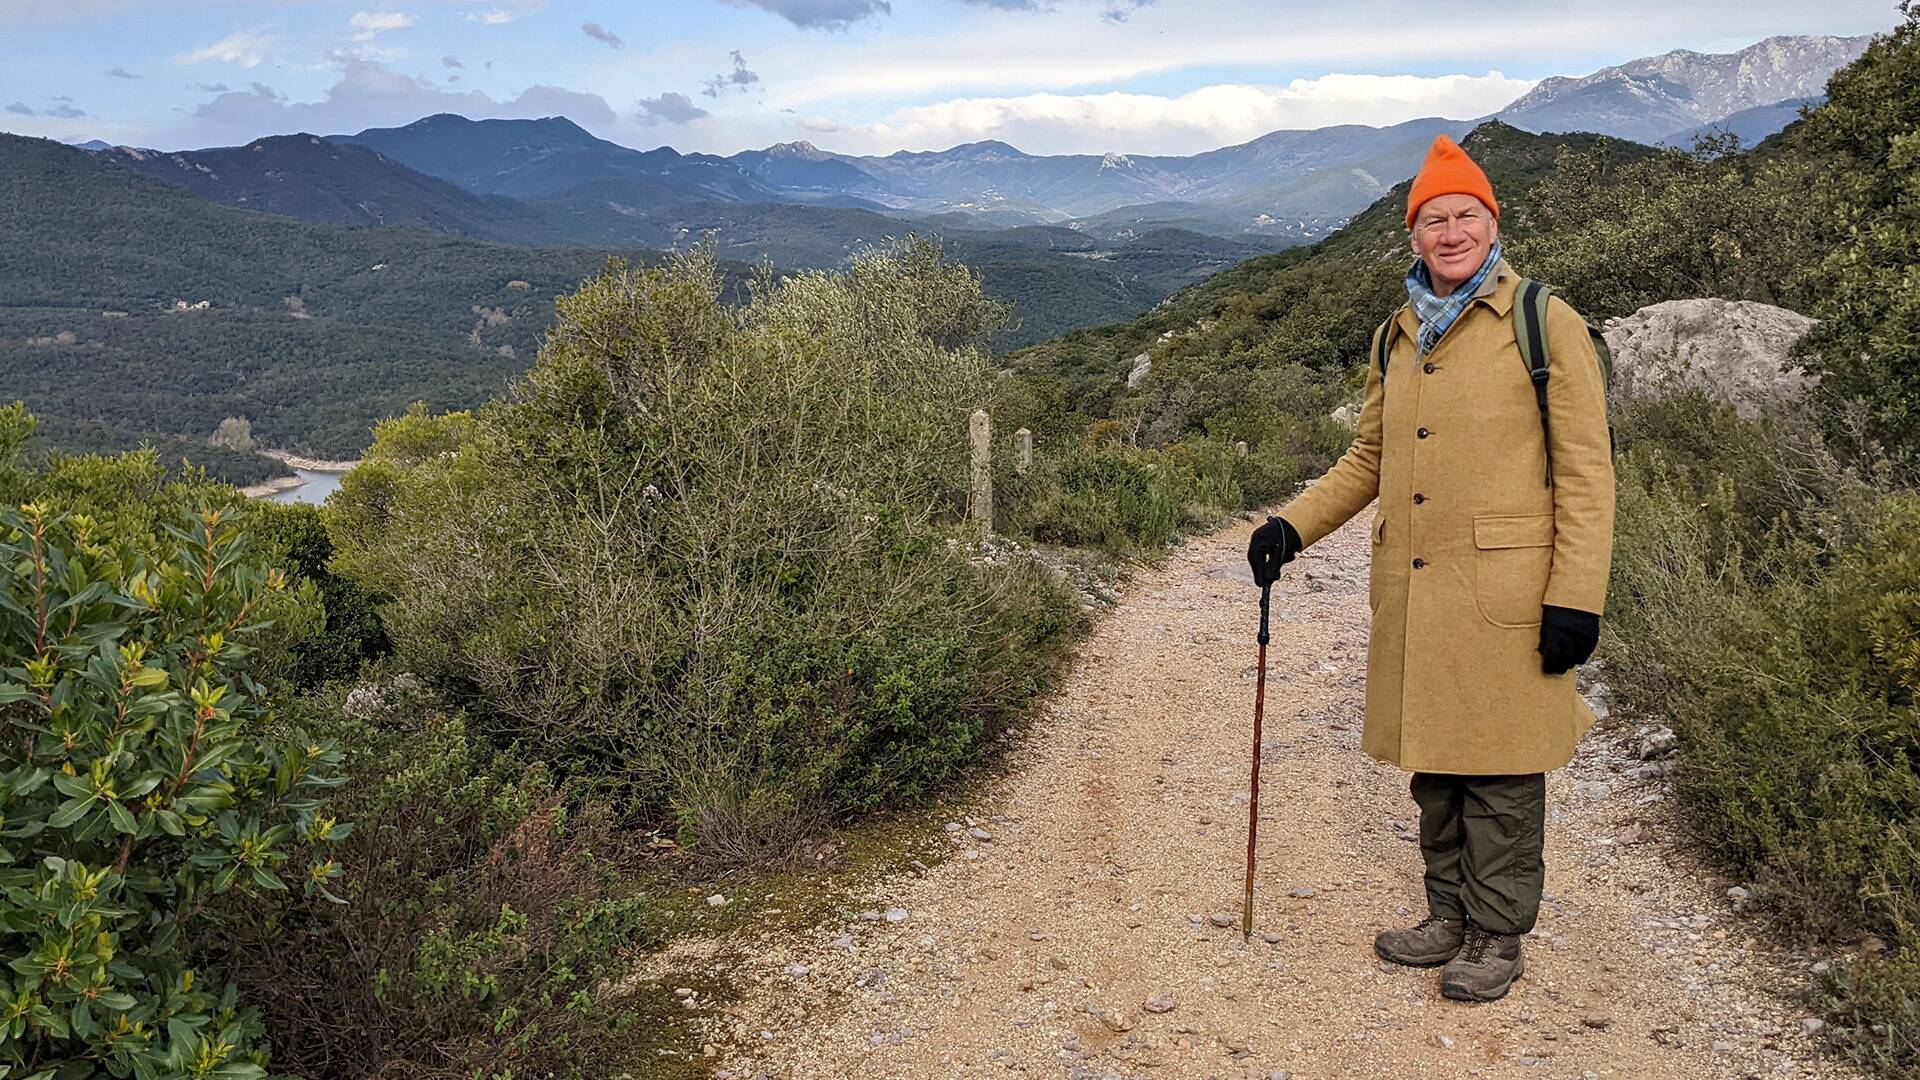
[1499, 33, 1868, 143]
[65, 33, 1869, 259]
[0, 29, 1878, 477]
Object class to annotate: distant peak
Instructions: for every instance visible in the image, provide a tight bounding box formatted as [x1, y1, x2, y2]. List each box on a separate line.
[764, 140, 824, 158]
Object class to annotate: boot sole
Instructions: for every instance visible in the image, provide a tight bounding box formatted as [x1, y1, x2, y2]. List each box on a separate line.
[1373, 940, 1461, 968]
[1439, 955, 1526, 1002]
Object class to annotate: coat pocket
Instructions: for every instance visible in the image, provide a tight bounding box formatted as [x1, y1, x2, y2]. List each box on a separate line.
[1471, 513, 1554, 628]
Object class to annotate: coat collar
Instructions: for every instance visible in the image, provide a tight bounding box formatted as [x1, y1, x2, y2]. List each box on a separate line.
[1391, 257, 1518, 347]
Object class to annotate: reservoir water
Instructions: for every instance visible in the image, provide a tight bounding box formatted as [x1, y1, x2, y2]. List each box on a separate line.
[266, 468, 347, 505]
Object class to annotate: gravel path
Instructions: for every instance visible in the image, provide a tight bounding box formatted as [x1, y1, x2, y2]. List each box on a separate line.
[661, 510, 1860, 1080]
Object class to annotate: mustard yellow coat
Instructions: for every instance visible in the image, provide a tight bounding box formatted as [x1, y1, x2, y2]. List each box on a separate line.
[1278, 260, 1615, 775]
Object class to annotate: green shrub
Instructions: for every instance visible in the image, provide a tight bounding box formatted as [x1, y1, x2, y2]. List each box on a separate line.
[1602, 393, 1920, 1075]
[997, 439, 1236, 554]
[203, 673, 659, 1078]
[0, 503, 347, 1076]
[1820, 948, 1920, 1072]
[1507, 134, 1829, 320]
[325, 238, 1078, 853]
[242, 502, 389, 689]
[1799, 3, 1920, 457]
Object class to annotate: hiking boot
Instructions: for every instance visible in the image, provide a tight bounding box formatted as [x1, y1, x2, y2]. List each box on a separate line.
[1439, 924, 1526, 1002]
[1373, 915, 1465, 967]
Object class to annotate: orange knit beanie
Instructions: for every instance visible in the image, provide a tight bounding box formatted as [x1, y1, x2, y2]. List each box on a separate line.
[1405, 135, 1498, 228]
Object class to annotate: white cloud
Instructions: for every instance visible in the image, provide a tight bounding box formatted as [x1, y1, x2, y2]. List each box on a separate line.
[328, 43, 409, 64]
[766, 3, 1679, 107]
[805, 73, 1536, 155]
[175, 27, 275, 68]
[349, 11, 418, 41]
[454, 0, 549, 21]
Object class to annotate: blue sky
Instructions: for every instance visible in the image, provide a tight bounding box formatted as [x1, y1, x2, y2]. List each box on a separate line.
[0, 0, 1902, 155]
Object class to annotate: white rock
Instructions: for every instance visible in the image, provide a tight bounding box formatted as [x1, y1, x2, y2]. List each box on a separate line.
[707, 893, 728, 908]
[1604, 298, 1817, 417]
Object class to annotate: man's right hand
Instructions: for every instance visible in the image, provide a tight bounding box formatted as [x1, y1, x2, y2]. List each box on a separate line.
[1247, 516, 1301, 587]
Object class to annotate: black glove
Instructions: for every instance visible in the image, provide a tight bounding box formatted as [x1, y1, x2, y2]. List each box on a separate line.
[1538, 605, 1600, 674]
[1246, 515, 1302, 587]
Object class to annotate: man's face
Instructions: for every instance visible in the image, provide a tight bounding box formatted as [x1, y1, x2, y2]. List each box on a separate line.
[1409, 194, 1497, 296]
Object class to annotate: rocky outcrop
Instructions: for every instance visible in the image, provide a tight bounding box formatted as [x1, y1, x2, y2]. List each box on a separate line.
[1603, 299, 1817, 417]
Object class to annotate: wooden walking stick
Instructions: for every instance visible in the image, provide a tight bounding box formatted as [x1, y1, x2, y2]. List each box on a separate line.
[1242, 580, 1272, 940]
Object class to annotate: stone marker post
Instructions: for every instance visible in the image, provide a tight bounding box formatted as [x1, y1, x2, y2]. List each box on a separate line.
[1235, 440, 1249, 459]
[1014, 427, 1033, 476]
[969, 409, 993, 531]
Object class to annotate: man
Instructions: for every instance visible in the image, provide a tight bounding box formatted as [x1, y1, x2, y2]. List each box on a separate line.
[1245, 134, 1615, 1003]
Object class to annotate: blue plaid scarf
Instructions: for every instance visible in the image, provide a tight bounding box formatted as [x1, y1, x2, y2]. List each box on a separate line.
[1405, 238, 1503, 355]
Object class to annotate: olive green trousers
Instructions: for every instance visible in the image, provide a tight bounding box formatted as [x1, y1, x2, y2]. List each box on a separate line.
[1410, 772, 1547, 936]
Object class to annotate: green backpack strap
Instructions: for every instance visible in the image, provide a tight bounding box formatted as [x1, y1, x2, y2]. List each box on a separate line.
[1513, 278, 1616, 489]
[1514, 280, 1555, 487]
[1371, 313, 1397, 404]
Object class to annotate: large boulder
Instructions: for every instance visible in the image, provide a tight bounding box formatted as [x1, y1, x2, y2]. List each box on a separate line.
[1126, 352, 1151, 388]
[1603, 299, 1817, 417]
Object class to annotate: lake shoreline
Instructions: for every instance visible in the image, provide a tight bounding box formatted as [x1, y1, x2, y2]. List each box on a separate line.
[241, 447, 360, 503]
[240, 474, 310, 499]
[243, 449, 362, 502]
[259, 448, 362, 472]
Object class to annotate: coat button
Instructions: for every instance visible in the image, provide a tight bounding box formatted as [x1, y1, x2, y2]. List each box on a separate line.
[1412, 558, 1426, 569]
[1423, 362, 1435, 374]
[1413, 493, 1426, 504]
[1417, 427, 1431, 439]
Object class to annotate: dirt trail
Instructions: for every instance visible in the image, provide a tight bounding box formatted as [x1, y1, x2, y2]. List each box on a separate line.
[667, 512, 1859, 1079]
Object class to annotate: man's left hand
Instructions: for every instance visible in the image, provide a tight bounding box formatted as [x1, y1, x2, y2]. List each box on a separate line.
[1538, 605, 1600, 675]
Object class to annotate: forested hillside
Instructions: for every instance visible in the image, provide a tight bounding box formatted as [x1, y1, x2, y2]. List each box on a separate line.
[0, 131, 1274, 479]
[1000, 124, 1655, 444]
[96, 134, 560, 241]
[0, 132, 686, 469]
